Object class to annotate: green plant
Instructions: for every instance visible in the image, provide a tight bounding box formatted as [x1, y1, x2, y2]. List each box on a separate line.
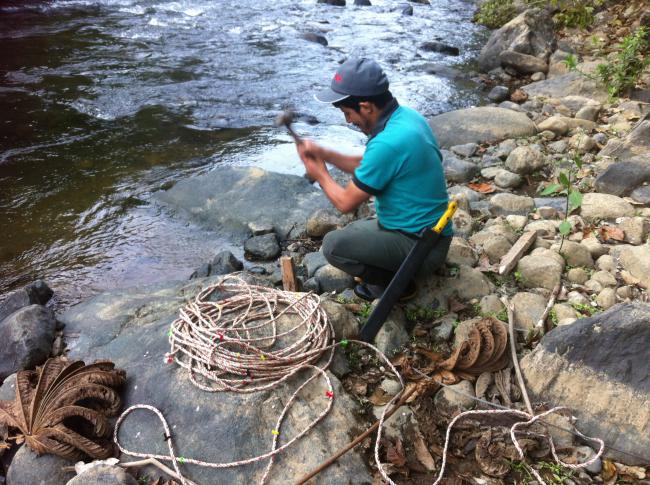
[405, 305, 445, 322]
[358, 302, 372, 321]
[550, 308, 559, 326]
[565, 28, 650, 100]
[572, 302, 598, 316]
[514, 270, 525, 285]
[551, 0, 603, 28]
[474, 0, 516, 28]
[537, 461, 575, 484]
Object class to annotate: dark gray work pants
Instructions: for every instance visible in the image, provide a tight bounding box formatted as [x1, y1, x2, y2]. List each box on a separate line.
[321, 218, 452, 287]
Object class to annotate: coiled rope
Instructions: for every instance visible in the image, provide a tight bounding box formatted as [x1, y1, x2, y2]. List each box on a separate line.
[114, 275, 605, 485]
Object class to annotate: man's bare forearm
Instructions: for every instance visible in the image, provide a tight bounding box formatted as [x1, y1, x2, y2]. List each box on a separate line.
[320, 147, 363, 174]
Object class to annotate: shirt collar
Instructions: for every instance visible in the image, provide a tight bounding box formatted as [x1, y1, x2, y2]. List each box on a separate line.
[368, 98, 399, 141]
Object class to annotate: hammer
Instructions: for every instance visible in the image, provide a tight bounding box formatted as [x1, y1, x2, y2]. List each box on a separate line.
[275, 110, 316, 182]
[275, 110, 303, 145]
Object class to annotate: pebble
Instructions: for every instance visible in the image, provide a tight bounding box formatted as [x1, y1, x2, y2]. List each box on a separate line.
[567, 268, 589, 285]
[596, 288, 616, 309]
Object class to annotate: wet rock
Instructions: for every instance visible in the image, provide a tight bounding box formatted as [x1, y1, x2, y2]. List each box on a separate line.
[612, 245, 650, 289]
[301, 32, 328, 46]
[374, 307, 409, 356]
[595, 160, 650, 197]
[478, 9, 556, 73]
[211, 250, 244, 276]
[500, 50, 548, 74]
[0, 280, 53, 323]
[353, 0, 371, 5]
[397, 3, 413, 15]
[58, 277, 372, 483]
[66, 465, 138, 485]
[567, 267, 589, 285]
[494, 169, 523, 189]
[317, 0, 346, 5]
[306, 208, 341, 237]
[520, 302, 650, 464]
[505, 145, 546, 174]
[434, 380, 475, 414]
[303, 250, 328, 278]
[447, 237, 478, 267]
[512, 292, 547, 331]
[6, 445, 75, 485]
[421, 41, 459, 56]
[517, 248, 564, 290]
[442, 151, 479, 183]
[488, 86, 509, 103]
[489, 193, 535, 216]
[450, 142, 478, 158]
[155, 167, 330, 240]
[244, 233, 280, 260]
[551, 241, 593, 268]
[315, 264, 355, 293]
[446, 266, 494, 300]
[580, 193, 634, 221]
[428, 107, 537, 148]
[0, 305, 56, 380]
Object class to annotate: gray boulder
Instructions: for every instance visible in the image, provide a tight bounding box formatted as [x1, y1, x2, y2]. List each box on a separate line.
[301, 32, 328, 46]
[0, 305, 56, 380]
[429, 107, 537, 148]
[612, 245, 650, 289]
[580, 193, 634, 221]
[499, 50, 548, 74]
[244, 233, 280, 260]
[442, 151, 479, 183]
[353, 0, 371, 5]
[478, 9, 556, 72]
[211, 250, 244, 275]
[303, 250, 328, 278]
[66, 465, 138, 485]
[421, 41, 459, 56]
[631, 185, 650, 204]
[512, 292, 547, 332]
[58, 277, 372, 484]
[520, 302, 650, 465]
[516, 248, 564, 290]
[0, 280, 53, 322]
[450, 142, 478, 158]
[315, 264, 355, 293]
[522, 70, 608, 102]
[155, 167, 330, 240]
[306, 208, 341, 238]
[489, 193, 535, 216]
[318, 0, 346, 5]
[7, 446, 74, 484]
[594, 158, 650, 197]
[599, 120, 650, 161]
[505, 145, 546, 174]
[487, 86, 510, 103]
[374, 307, 409, 356]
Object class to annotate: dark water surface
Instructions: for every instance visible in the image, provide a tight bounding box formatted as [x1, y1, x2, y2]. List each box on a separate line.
[0, 0, 487, 307]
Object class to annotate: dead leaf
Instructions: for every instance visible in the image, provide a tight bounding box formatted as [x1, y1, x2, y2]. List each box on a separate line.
[386, 439, 407, 467]
[602, 459, 618, 482]
[413, 427, 436, 471]
[614, 462, 646, 479]
[468, 182, 495, 194]
[448, 297, 467, 313]
[368, 387, 393, 406]
[345, 376, 368, 396]
[600, 225, 625, 242]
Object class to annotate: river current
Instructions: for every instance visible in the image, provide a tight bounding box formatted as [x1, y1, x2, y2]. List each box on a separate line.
[0, 0, 487, 307]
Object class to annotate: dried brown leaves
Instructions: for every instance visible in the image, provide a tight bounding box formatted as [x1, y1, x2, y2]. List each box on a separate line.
[0, 357, 126, 460]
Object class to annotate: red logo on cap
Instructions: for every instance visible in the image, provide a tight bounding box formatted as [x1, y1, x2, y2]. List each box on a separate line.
[334, 73, 342, 83]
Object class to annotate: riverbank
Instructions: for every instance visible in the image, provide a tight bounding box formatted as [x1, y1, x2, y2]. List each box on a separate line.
[1, 0, 650, 483]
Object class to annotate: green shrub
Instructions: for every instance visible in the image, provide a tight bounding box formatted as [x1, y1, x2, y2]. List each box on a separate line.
[550, 0, 604, 29]
[474, 0, 517, 29]
[596, 27, 649, 99]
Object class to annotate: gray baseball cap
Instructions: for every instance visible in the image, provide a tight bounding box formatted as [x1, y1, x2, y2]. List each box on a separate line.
[315, 58, 389, 104]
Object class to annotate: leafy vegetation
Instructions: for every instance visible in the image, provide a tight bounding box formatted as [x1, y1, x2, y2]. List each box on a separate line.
[474, 0, 516, 28]
[572, 302, 598, 317]
[565, 28, 649, 99]
[405, 305, 446, 323]
[474, 0, 605, 29]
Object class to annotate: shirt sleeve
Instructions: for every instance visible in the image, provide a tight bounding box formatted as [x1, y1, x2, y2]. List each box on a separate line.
[352, 140, 399, 196]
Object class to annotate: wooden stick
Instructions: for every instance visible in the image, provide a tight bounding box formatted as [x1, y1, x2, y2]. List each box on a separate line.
[280, 256, 298, 292]
[501, 297, 534, 416]
[536, 283, 561, 334]
[499, 231, 537, 275]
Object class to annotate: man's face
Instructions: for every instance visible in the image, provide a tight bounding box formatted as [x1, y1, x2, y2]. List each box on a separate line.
[338, 105, 374, 135]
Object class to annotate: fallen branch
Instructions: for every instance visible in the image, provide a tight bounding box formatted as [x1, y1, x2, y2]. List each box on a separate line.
[535, 283, 561, 334]
[499, 231, 537, 276]
[501, 297, 533, 416]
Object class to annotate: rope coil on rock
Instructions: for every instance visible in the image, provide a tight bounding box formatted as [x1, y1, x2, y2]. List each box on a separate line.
[113, 275, 606, 485]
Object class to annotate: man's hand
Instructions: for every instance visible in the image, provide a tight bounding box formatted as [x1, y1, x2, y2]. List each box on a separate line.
[297, 139, 324, 163]
[301, 151, 328, 182]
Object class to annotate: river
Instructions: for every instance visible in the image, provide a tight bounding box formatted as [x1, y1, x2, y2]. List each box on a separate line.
[0, 0, 487, 308]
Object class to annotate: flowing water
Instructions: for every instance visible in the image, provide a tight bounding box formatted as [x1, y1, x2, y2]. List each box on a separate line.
[0, 0, 488, 308]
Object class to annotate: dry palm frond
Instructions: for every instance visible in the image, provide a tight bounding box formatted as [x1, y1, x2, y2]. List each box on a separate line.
[0, 357, 126, 461]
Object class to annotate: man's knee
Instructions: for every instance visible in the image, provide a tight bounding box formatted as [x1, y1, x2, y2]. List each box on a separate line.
[321, 229, 342, 265]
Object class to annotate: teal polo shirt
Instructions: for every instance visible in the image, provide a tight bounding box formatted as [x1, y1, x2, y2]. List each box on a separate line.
[352, 100, 452, 236]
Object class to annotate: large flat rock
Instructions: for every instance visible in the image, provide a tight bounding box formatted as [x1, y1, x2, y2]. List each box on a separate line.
[59, 277, 371, 484]
[428, 107, 537, 148]
[155, 166, 330, 240]
[520, 302, 650, 465]
[521, 70, 608, 102]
